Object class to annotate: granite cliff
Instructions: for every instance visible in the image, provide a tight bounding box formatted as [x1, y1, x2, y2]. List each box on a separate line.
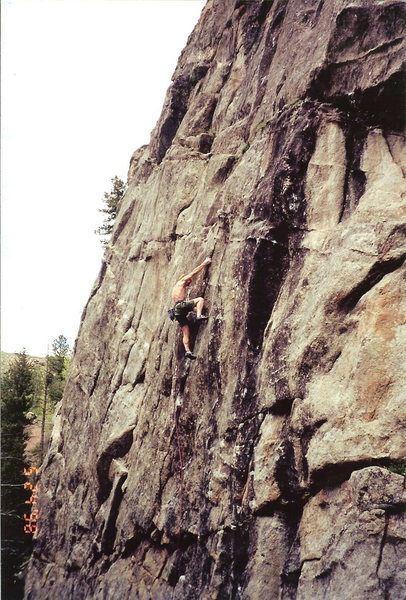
[25, 1, 406, 599]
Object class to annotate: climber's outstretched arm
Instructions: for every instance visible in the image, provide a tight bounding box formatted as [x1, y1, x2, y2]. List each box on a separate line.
[182, 257, 211, 282]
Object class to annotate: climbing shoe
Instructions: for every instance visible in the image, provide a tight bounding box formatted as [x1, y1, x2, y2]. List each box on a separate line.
[185, 352, 197, 360]
[196, 315, 209, 321]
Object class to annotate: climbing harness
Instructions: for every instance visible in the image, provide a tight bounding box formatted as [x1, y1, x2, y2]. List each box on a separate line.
[168, 300, 195, 326]
[168, 286, 192, 321]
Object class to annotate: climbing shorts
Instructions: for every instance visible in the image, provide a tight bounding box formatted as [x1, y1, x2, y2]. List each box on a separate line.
[173, 300, 195, 327]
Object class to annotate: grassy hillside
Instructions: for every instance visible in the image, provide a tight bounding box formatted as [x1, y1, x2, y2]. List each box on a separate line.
[1, 351, 45, 376]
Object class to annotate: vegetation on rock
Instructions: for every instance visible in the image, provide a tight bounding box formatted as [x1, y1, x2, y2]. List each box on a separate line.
[95, 176, 126, 247]
[1, 339, 71, 599]
[1, 351, 35, 600]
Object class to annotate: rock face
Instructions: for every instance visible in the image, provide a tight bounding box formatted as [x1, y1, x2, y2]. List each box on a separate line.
[25, 1, 405, 599]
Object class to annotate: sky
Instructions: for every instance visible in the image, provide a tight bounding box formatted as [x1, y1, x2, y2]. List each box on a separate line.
[1, 0, 205, 357]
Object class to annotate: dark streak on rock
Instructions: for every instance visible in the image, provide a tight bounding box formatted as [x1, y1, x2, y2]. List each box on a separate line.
[376, 513, 389, 585]
[274, 435, 300, 503]
[338, 254, 406, 312]
[340, 125, 368, 221]
[152, 65, 210, 163]
[96, 427, 135, 504]
[247, 232, 289, 351]
[101, 469, 128, 555]
[280, 513, 303, 600]
[89, 364, 102, 397]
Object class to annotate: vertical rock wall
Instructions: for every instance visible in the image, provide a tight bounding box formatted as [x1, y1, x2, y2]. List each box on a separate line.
[25, 1, 405, 599]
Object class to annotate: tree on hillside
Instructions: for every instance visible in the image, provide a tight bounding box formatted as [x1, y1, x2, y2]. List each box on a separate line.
[40, 335, 71, 462]
[95, 176, 126, 247]
[1, 350, 35, 600]
[48, 335, 71, 403]
[52, 334, 70, 358]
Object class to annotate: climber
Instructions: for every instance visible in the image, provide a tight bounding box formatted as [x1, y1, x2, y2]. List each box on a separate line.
[170, 257, 211, 360]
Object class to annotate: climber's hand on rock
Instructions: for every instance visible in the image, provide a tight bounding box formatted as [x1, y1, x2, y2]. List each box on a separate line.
[204, 257, 212, 265]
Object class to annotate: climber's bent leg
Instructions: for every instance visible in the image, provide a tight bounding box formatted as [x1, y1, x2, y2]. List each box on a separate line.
[191, 297, 208, 320]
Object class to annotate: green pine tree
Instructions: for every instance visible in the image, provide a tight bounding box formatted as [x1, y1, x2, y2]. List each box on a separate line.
[1, 350, 35, 600]
[48, 335, 71, 403]
[95, 176, 126, 247]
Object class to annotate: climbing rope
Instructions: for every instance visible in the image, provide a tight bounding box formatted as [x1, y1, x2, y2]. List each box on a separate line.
[172, 387, 187, 529]
[174, 399, 185, 482]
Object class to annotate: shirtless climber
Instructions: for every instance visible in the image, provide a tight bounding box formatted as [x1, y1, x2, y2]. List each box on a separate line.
[170, 257, 211, 360]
